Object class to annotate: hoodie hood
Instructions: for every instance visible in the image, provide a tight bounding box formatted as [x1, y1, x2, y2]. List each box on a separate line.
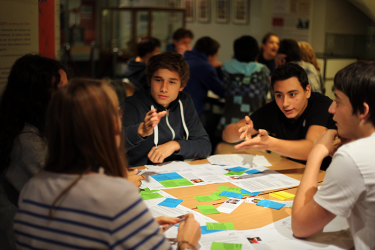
[123, 58, 147, 89]
[183, 49, 207, 62]
[223, 59, 267, 76]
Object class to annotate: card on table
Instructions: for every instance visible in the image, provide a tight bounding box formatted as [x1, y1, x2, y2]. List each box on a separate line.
[225, 170, 247, 176]
[217, 198, 244, 214]
[197, 205, 220, 215]
[158, 198, 183, 208]
[256, 199, 285, 210]
[194, 194, 221, 202]
[206, 222, 235, 230]
[217, 186, 242, 193]
[269, 191, 295, 200]
[210, 242, 242, 250]
[227, 166, 248, 172]
[158, 178, 194, 188]
[219, 191, 244, 199]
[245, 169, 262, 175]
[141, 192, 164, 200]
[200, 226, 224, 235]
[241, 189, 264, 196]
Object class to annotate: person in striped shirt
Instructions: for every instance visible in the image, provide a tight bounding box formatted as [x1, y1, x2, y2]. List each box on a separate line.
[14, 78, 201, 250]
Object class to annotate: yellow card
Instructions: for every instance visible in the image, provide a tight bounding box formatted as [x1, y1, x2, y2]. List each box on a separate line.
[269, 191, 295, 200]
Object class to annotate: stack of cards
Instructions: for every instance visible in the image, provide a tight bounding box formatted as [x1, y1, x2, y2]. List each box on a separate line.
[269, 191, 295, 200]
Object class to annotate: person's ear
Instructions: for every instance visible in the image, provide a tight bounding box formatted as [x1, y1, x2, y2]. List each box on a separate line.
[359, 102, 370, 121]
[179, 84, 185, 91]
[305, 85, 311, 98]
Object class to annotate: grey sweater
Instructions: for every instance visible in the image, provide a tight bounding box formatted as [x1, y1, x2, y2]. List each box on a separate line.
[0, 123, 47, 249]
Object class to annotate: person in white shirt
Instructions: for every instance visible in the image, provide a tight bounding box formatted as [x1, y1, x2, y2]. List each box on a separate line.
[292, 61, 375, 250]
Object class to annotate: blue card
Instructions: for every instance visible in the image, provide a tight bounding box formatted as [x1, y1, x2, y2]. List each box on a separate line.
[151, 174, 170, 181]
[256, 200, 285, 210]
[241, 189, 264, 196]
[200, 226, 224, 235]
[219, 191, 244, 199]
[245, 169, 262, 175]
[219, 165, 226, 166]
[158, 198, 183, 208]
[227, 166, 248, 172]
[163, 172, 184, 180]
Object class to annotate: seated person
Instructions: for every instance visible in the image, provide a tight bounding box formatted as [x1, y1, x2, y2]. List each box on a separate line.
[184, 36, 226, 116]
[123, 36, 161, 90]
[0, 54, 68, 250]
[14, 78, 201, 249]
[292, 61, 375, 250]
[221, 35, 271, 128]
[257, 32, 280, 75]
[276, 38, 322, 93]
[222, 63, 335, 167]
[166, 28, 193, 55]
[122, 52, 211, 167]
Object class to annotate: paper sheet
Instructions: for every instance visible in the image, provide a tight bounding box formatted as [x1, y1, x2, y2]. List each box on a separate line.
[207, 154, 272, 167]
[216, 198, 245, 214]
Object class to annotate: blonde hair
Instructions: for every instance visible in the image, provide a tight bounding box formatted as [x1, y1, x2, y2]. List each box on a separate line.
[298, 41, 320, 72]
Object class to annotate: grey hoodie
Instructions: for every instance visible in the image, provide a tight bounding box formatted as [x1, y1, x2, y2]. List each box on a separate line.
[122, 89, 211, 167]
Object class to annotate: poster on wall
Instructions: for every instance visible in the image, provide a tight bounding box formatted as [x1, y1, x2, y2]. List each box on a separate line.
[197, 0, 210, 23]
[233, 0, 249, 25]
[271, 0, 311, 42]
[215, 0, 229, 24]
[183, 0, 195, 22]
[0, 0, 39, 93]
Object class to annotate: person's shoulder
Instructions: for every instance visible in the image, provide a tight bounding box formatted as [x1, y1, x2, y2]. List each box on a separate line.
[309, 92, 332, 106]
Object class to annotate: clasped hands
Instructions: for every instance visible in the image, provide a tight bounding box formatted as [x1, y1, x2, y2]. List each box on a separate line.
[310, 129, 348, 159]
[138, 109, 181, 164]
[234, 116, 274, 151]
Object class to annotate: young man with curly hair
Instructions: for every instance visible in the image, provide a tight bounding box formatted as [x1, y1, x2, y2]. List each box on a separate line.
[121, 52, 211, 167]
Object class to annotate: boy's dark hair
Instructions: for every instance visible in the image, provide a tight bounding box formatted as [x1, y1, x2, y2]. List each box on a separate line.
[194, 37, 220, 57]
[234, 36, 259, 63]
[278, 39, 302, 62]
[271, 63, 309, 90]
[173, 28, 194, 41]
[137, 36, 161, 58]
[146, 52, 190, 87]
[334, 61, 375, 126]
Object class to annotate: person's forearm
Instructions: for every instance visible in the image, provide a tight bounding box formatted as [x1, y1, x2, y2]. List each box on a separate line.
[268, 138, 314, 161]
[222, 124, 242, 143]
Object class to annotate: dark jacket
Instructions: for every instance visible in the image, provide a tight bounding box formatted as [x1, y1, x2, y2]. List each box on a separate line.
[122, 89, 211, 167]
[123, 58, 147, 90]
[183, 49, 226, 116]
[166, 43, 175, 52]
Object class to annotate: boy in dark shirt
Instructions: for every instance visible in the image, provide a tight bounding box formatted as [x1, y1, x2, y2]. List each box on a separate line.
[122, 52, 211, 167]
[166, 28, 194, 55]
[223, 63, 335, 166]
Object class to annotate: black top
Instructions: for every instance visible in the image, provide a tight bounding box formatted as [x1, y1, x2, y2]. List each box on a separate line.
[257, 53, 276, 75]
[250, 92, 335, 169]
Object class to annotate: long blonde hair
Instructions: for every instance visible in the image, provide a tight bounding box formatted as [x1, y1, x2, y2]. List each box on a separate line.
[298, 41, 320, 72]
[44, 78, 127, 216]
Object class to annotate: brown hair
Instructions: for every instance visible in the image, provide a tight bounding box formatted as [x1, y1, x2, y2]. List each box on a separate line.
[298, 41, 320, 72]
[173, 28, 194, 41]
[146, 52, 190, 87]
[259, 32, 279, 56]
[44, 78, 127, 216]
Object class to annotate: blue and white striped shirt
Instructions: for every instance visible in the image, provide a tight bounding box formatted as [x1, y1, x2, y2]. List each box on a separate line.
[14, 171, 172, 250]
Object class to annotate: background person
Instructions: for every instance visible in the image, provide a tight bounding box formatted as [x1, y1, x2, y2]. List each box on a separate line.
[13, 78, 201, 249]
[257, 32, 280, 75]
[166, 28, 194, 55]
[0, 54, 68, 250]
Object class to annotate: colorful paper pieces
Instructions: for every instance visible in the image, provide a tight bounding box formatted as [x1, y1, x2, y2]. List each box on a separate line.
[225, 170, 246, 176]
[158, 198, 183, 208]
[206, 222, 235, 230]
[245, 169, 262, 175]
[140, 188, 160, 194]
[211, 242, 242, 250]
[194, 194, 221, 202]
[217, 186, 241, 193]
[200, 226, 224, 235]
[197, 205, 220, 215]
[241, 189, 264, 196]
[141, 192, 164, 200]
[269, 191, 295, 200]
[219, 191, 244, 199]
[256, 199, 285, 210]
[150, 172, 184, 181]
[158, 178, 194, 188]
[227, 166, 248, 172]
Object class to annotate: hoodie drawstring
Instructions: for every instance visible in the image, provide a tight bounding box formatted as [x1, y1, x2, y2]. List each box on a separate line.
[151, 105, 158, 148]
[179, 100, 189, 140]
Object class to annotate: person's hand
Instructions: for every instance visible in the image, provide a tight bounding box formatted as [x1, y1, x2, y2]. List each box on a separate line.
[209, 59, 222, 68]
[138, 109, 167, 137]
[275, 53, 287, 68]
[127, 169, 145, 187]
[312, 129, 341, 158]
[177, 214, 201, 248]
[155, 216, 180, 232]
[235, 129, 273, 151]
[148, 141, 181, 163]
[238, 116, 254, 141]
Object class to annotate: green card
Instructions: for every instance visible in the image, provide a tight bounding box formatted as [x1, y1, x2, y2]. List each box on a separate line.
[217, 186, 241, 193]
[159, 178, 194, 188]
[211, 190, 230, 199]
[141, 192, 164, 200]
[140, 188, 160, 194]
[225, 171, 246, 176]
[210, 242, 242, 250]
[206, 222, 235, 230]
[197, 205, 220, 215]
[194, 194, 221, 202]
